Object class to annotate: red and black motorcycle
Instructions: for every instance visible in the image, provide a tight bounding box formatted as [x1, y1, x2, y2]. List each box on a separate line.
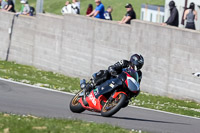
[69, 68, 140, 117]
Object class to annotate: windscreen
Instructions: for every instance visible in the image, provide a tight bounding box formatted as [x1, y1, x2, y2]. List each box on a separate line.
[127, 76, 140, 92]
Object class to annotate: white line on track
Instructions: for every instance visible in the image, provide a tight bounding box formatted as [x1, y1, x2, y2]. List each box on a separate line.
[0, 78, 200, 120]
[0, 78, 74, 96]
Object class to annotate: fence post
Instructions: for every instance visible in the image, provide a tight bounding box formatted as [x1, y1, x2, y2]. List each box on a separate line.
[36, 0, 44, 13]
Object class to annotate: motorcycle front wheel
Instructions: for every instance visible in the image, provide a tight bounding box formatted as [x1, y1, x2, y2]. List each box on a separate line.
[69, 90, 85, 113]
[101, 93, 127, 117]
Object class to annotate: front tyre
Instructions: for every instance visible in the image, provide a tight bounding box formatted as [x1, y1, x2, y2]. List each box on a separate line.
[101, 93, 127, 117]
[69, 90, 85, 113]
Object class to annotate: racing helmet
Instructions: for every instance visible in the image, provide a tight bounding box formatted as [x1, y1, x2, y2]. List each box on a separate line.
[130, 54, 144, 70]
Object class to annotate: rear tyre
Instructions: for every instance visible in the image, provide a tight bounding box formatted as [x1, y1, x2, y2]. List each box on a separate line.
[69, 90, 85, 113]
[101, 93, 127, 117]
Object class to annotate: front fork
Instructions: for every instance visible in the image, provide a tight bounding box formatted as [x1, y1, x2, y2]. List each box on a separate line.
[80, 89, 88, 106]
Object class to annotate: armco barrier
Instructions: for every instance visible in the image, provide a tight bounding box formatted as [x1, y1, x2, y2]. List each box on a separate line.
[0, 11, 200, 102]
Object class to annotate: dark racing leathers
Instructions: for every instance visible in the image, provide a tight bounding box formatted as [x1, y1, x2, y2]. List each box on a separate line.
[108, 60, 142, 84]
[91, 60, 142, 87]
[83, 60, 142, 108]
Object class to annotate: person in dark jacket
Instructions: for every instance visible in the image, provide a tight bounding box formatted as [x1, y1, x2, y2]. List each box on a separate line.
[162, 1, 179, 27]
[119, 3, 136, 24]
[4, 0, 15, 12]
[104, 6, 113, 20]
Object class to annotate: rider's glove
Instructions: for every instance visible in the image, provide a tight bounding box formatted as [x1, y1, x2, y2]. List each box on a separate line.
[108, 67, 117, 76]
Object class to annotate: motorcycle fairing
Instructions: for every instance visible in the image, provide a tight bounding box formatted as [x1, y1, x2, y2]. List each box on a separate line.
[112, 91, 127, 99]
[94, 78, 123, 98]
[79, 90, 107, 112]
[124, 72, 140, 93]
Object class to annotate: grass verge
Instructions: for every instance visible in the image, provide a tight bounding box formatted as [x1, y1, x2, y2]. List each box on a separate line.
[0, 60, 200, 118]
[0, 113, 140, 133]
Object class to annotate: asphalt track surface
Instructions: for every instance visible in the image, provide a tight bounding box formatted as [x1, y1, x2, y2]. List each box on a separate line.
[0, 79, 200, 133]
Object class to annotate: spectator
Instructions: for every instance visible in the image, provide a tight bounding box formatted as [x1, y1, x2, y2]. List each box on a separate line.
[162, 1, 179, 27]
[4, 0, 15, 12]
[29, 6, 35, 16]
[61, 1, 72, 15]
[184, 2, 197, 30]
[72, 0, 80, 14]
[119, 3, 136, 24]
[87, 0, 105, 19]
[61, 1, 80, 15]
[86, 4, 93, 15]
[0, 0, 7, 9]
[16, 0, 30, 15]
[104, 6, 113, 20]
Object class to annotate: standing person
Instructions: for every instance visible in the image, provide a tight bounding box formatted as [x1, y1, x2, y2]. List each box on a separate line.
[4, 0, 15, 12]
[162, 1, 179, 27]
[72, 0, 80, 14]
[104, 6, 113, 20]
[184, 2, 197, 30]
[119, 3, 136, 24]
[87, 0, 105, 19]
[86, 4, 93, 15]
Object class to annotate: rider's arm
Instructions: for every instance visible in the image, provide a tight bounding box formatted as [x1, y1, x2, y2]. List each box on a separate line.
[108, 60, 130, 75]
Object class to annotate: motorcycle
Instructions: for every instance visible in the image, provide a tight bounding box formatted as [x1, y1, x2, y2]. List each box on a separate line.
[69, 68, 140, 117]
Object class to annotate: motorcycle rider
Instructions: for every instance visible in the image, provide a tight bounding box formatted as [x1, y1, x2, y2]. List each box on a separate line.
[82, 54, 144, 91]
[108, 54, 143, 84]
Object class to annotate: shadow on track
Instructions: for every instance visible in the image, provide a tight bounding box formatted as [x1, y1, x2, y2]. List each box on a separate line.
[83, 113, 190, 125]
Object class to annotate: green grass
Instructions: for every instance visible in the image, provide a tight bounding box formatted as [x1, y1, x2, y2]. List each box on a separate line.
[133, 92, 200, 118]
[0, 60, 200, 118]
[14, 0, 165, 20]
[0, 60, 80, 93]
[0, 113, 138, 133]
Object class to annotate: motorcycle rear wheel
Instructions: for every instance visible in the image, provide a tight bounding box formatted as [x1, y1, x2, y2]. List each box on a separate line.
[69, 90, 85, 113]
[101, 93, 127, 117]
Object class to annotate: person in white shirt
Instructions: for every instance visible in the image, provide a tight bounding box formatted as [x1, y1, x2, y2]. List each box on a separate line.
[61, 0, 80, 15]
[61, 1, 72, 15]
[72, 0, 80, 14]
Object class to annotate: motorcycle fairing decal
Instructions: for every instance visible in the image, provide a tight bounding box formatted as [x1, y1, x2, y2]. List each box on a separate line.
[124, 72, 140, 92]
[86, 91, 102, 111]
[125, 72, 132, 78]
[125, 79, 128, 87]
[94, 88, 99, 96]
[78, 98, 101, 112]
[88, 91, 97, 106]
[109, 83, 115, 88]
